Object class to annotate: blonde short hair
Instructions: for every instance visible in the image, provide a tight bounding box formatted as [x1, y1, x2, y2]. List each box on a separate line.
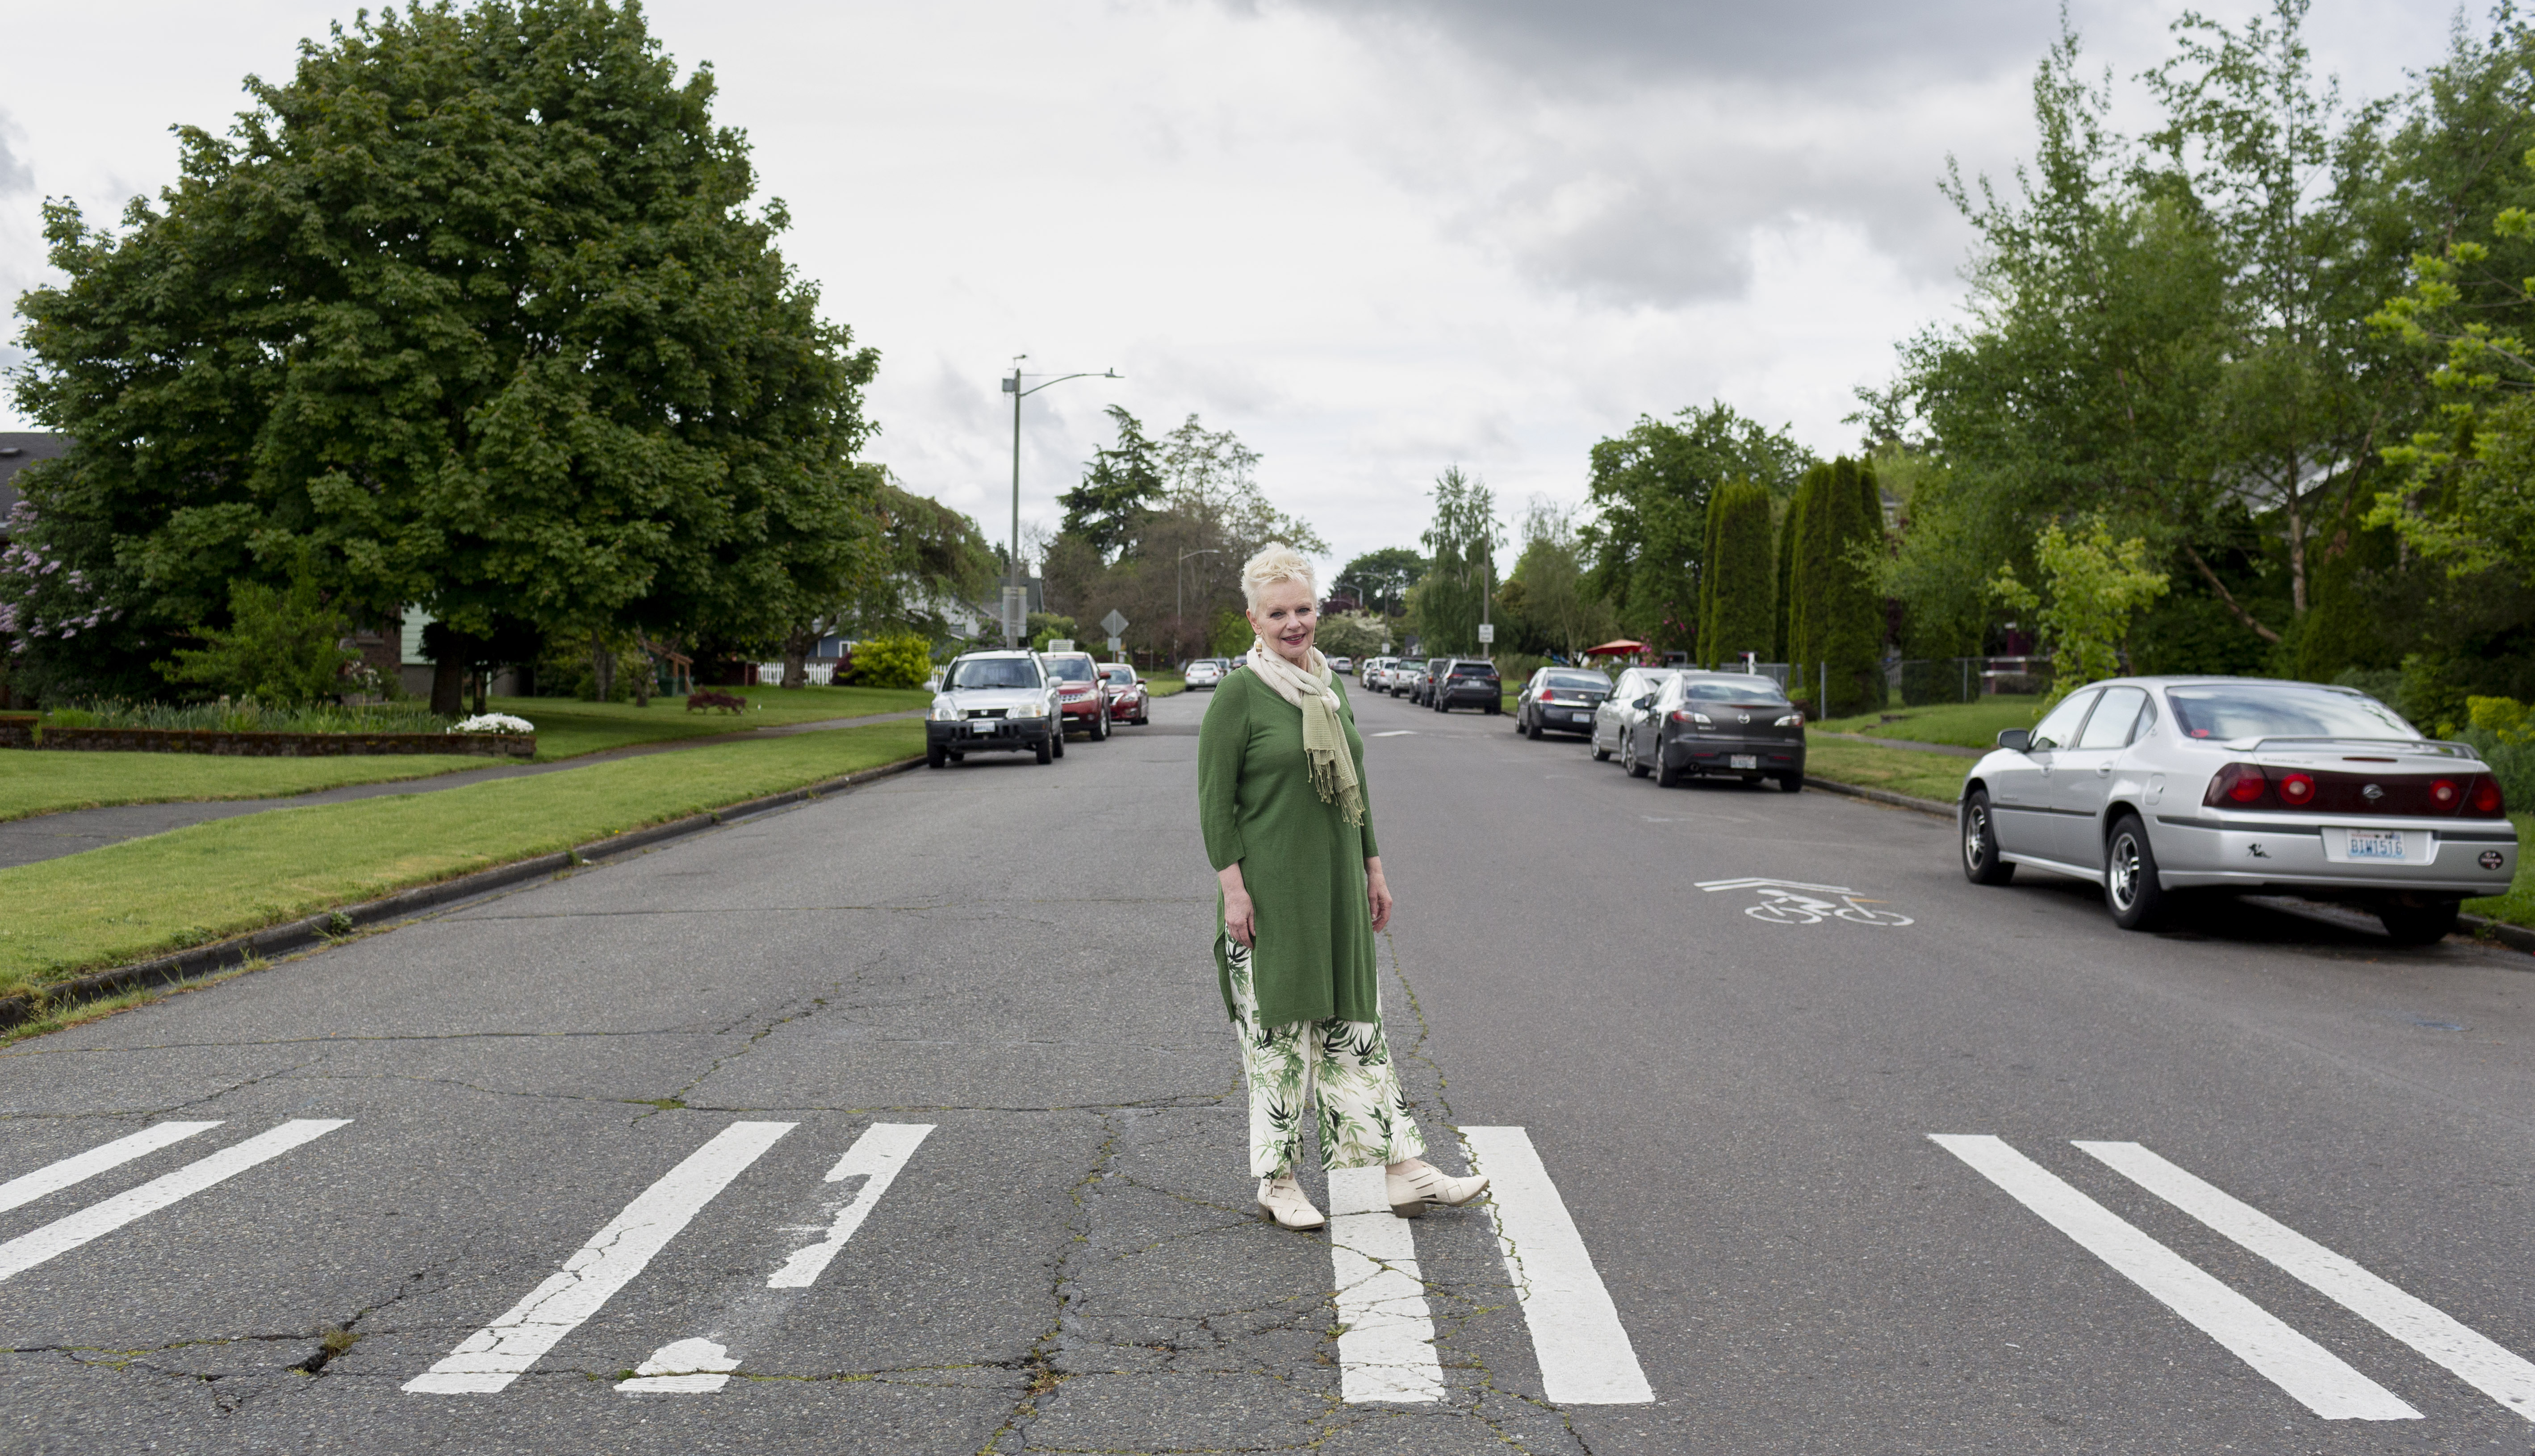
[1240, 544, 1318, 611]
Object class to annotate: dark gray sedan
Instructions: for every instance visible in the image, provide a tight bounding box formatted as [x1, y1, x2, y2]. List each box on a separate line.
[1619, 672, 1806, 792]
[1514, 666, 1611, 738]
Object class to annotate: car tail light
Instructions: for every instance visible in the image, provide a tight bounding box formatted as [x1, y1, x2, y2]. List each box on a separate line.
[1670, 709, 1695, 724]
[2206, 763, 2270, 806]
[2471, 775, 2507, 816]
[2429, 777, 2460, 809]
[2277, 772, 2315, 805]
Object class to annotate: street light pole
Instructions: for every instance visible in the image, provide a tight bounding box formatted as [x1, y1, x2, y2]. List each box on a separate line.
[1001, 359, 1121, 647]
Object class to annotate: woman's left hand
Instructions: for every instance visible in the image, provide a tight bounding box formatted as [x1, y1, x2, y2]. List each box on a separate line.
[1366, 857, 1393, 932]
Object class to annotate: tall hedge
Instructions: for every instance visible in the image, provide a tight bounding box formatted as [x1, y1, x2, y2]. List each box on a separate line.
[1773, 476, 1805, 664]
[1698, 480, 1774, 667]
[1778, 458, 1886, 715]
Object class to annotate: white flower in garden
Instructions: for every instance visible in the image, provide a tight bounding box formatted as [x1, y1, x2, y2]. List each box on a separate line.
[452, 713, 536, 735]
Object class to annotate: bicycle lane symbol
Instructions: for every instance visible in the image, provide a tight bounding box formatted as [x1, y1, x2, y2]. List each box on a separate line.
[1694, 877, 1913, 927]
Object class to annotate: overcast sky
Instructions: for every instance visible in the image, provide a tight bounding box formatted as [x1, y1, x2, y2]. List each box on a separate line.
[0, 0, 2466, 580]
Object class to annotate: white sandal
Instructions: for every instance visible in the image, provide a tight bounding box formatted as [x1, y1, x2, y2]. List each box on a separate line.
[1387, 1162, 1488, 1218]
[1256, 1175, 1327, 1230]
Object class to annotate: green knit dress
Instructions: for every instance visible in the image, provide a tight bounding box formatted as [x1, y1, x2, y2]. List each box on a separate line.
[1196, 670, 1381, 1028]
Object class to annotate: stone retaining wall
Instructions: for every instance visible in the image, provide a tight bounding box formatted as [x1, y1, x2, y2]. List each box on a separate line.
[0, 720, 532, 758]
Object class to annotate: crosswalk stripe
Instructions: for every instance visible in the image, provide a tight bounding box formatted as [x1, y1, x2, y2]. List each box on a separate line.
[1326, 1166, 1445, 1403]
[766, 1122, 934, 1289]
[405, 1121, 795, 1394]
[1461, 1126, 1652, 1404]
[2077, 1140, 2535, 1423]
[0, 1122, 222, 1216]
[0, 1120, 348, 1282]
[1930, 1134, 2419, 1421]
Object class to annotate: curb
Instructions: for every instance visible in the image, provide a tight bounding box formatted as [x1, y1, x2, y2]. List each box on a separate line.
[2460, 912, 2535, 955]
[1807, 776, 1957, 820]
[0, 754, 926, 1034]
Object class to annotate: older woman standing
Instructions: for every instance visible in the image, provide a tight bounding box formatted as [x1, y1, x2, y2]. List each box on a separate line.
[1198, 544, 1488, 1231]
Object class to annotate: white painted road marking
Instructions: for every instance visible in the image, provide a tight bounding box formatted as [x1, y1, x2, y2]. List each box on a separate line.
[1461, 1127, 1652, 1403]
[0, 1120, 348, 1282]
[1326, 1166, 1445, 1403]
[0, 1122, 222, 1215]
[767, 1122, 934, 1289]
[1697, 877, 1911, 926]
[1371, 730, 1416, 738]
[406, 1121, 795, 1394]
[1930, 1134, 2418, 1421]
[2078, 1140, 2535, 1423]
[619, 1336, 741, 1394]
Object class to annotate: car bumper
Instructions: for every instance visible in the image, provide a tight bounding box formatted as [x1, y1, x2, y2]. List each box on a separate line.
[927, 718, 1053, 751]
[1438, 688, 1498, 706]
[1529, 704, 1599, 730]
[2149, 815, 2516, 894]
[1058, 698, 1103, 722]
[1664, 734, 1805, 772]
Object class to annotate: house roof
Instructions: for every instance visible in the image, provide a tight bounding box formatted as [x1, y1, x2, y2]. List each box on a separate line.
[0, 433, 69, 535]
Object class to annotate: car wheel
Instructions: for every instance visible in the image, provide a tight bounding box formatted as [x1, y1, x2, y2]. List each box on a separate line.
[1091, 709, 1108, 742]
[1655, 739, 1681, 788]
[1960, 789, 2014, 885]
[1034, 735, 1052, 764]
[1053, 726, 1066, 758]
[1591, 726, 1611, 762]
[2377, 899, 2460, 946]
[1623, 732, 1650, 779]
[1775, 771, 1803, 793]
[926, 743, 947, 769]
[1525, 713, 1542, 740]
[2103, 812, 2172, 930]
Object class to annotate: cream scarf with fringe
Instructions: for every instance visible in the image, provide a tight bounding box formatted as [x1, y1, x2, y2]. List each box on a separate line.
[1243, 638, 1365, 827]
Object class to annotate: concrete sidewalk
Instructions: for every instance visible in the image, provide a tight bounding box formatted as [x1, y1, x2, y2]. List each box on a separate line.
[0, 709, 923, 870]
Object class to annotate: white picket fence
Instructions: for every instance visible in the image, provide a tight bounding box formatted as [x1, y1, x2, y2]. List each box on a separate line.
[757, 662, 837, 686]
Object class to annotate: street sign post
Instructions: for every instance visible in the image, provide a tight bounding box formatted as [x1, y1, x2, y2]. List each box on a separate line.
[1477, 623, 1495, 645]
[1100, 609, 1129, 638]
[1106, 637, 1123, 655]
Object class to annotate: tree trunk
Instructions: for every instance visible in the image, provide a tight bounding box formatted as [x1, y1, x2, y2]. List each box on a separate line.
[471, 670, 489, 717]
[430, 660, 464, 717]
[590, 633, 615, 702]
[782, 622, 817, 690]
[2285, 452, 2308, 617]
[630, 646, 653, 708]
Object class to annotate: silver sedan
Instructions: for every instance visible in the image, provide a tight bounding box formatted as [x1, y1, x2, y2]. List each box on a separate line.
[1958, 676, 2518, 943]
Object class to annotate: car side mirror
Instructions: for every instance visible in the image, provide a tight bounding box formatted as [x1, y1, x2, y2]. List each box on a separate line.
[1635, 693, 1656, 711]
[1995, 728, 2032, 753]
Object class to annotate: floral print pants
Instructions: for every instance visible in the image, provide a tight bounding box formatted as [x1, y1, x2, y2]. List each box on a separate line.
[1224, 934, 1426, 1177]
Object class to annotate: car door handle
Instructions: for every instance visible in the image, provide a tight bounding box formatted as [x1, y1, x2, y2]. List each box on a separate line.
[2096, 763, 2112, 776]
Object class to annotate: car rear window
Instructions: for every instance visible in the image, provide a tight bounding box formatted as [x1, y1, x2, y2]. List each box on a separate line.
[2166, 685, 2417, 742]
[1543, 672, 1608, 691]
[1683, 678, 1789, 703]
[1451, 664, 1496, 677]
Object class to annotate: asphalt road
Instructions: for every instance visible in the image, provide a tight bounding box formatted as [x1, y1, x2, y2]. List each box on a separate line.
[0, 682, 2529, 1454]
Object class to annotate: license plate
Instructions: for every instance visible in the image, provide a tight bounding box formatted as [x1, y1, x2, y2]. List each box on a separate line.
[1730, 754, 1758, 769]
[969, 720, 997, 735]
[2346, 828, 2404, 861]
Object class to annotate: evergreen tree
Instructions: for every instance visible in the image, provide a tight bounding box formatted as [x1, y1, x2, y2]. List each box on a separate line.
[1697, 481, 1774, 668]
[1772, 480, 1803, 664]
[1823, 458, 1888, 714]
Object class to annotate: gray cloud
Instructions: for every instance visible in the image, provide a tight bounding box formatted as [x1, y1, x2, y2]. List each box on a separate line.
[0, 109, 32, 196]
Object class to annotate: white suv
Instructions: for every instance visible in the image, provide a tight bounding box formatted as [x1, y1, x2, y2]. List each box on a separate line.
[926, 650, 1064, 767]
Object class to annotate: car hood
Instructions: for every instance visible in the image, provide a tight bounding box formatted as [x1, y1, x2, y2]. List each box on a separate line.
[939, 687, 1048, 710]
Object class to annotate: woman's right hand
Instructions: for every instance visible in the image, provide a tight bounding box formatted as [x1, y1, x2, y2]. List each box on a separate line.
[1222, 884, 1257, 947]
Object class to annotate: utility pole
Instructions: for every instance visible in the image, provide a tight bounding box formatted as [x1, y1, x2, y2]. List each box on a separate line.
[1001, 359, 1121, 647]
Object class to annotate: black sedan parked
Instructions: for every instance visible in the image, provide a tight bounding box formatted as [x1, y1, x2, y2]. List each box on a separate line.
[1430, 658, 1502, 713]
[1619, 671, 1806, 791]
[1514, 666, 1611, 738]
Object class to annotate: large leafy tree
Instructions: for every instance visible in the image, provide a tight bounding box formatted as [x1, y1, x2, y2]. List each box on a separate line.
[1334, 547, 1426, 618]
[1581, 402, 1810, 652]
[1058, 406, 1165, 563]
[8, 0, 877, 698]
[1411, 466, 1502, 656]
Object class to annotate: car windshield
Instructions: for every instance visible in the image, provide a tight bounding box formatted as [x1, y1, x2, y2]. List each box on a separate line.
[1683, 677, 1790, 703]
[2165, 685, 2418, 742]
[1101, 665, 1135, 685]
[948, 658, 1041, 690]
[1543, 672, 1608, 692]
[1044, 657, 1096, 682]
[1398, 660, 1425, 670]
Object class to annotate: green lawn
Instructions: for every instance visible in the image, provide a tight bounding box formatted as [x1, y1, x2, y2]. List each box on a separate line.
[0, 721, 924, 996]
[0, 751, 493, 824]
[1812, 695, 2044, 749]
[1144, 672, 1187, 698]
[493, 684, 931, 759]
[1803, 738, 1970, 804]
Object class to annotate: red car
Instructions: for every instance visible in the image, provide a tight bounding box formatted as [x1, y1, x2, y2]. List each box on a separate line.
[1038, 651, 1111, 740]
[1100, 662, 1150, 726]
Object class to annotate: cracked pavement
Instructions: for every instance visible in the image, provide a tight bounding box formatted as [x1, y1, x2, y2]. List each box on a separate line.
[3, 687, 2534, 1453]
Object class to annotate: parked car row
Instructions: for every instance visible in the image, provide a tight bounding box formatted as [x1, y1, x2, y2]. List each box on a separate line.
[922, 649, 1156, 769]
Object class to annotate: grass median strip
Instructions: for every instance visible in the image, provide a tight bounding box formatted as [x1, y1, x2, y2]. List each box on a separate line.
[1804, 738, 1969, 805]
[492, 686, 931, 759]
[1812, 696, 2041, 748]
[0, 721, 924, 995]
[0, 751, 493, 824]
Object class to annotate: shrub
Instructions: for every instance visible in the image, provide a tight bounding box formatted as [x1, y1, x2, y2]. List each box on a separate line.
[853, 634, 934, 690]
[159, 576, 358, 706]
